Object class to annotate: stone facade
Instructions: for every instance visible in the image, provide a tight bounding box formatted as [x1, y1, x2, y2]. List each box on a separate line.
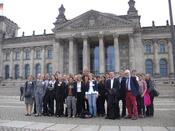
[0, 0, 174, 82]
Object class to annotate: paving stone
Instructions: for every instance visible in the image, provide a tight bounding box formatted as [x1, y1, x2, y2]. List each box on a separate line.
[142, 127, 169, 131]
[47, 124, 77, 131]
[0, 119, 11, 124]
[24, 122, 55, 130]
[166, 127, 175, 131]
[100, 125, 119, 131]
[121, 126, 142, 131]
[72, 125, 99, 131]
[0, 120, 34, 128]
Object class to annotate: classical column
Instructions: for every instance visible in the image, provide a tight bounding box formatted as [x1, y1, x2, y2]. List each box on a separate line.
[168, 40, 174, 76]
[0, 41, 2, 79]
[129, 34, 135, 70]
[99, 35, 105, 74]
[53, 39, 61, 73]
[9, 49, 13, 79]
[134, 33, 145, 73]
[69, 37, 74, 74]
[20, 48, 24, 79]
[30, 48, 34, 76]
[83, 36, 90, 70]
[41, 47, 45, 75]
[113, 34, 120, 72]
[153, 39, 159, 76]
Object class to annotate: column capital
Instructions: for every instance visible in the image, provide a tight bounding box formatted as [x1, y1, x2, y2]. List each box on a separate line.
[68, 36, 74, 41]
[128, 33, 134, 38]
[81, 32, 88, 39]
[81, 35, 88, 39]
[113, 33, 119, 38]
[55, 38, 61, 43]
[153, 39, 159, 43]
[98, 31, 104, 38]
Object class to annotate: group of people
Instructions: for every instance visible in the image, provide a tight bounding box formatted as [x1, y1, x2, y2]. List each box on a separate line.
[22, 69, 158, 120]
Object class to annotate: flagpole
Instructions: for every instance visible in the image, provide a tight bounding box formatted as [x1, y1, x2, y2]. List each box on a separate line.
[0, 3, 3, 16]
[168, 0, 175, 79]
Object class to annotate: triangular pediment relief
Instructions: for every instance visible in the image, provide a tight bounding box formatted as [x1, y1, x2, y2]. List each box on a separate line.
[54, 10, 135, 32]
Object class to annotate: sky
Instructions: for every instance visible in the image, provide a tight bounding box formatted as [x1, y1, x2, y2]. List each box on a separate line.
[0, 0, 175, 36]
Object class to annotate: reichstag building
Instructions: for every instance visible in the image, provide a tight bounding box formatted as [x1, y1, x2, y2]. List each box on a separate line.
[0, 0, 174, 82]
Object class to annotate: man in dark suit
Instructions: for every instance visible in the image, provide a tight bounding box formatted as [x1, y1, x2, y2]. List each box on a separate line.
[105, 72, 120, 119]
[118, 71, 126, 118]
[124, 70, 140, 120]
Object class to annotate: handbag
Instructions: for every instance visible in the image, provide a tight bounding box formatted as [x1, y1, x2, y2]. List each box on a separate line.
[153, 89, 160, 97]
[24, 91, 32, 97]
[144, 92, 151, 106]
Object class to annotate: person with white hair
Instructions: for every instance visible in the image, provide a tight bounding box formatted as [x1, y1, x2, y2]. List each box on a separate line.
[124, 69, 140, 120]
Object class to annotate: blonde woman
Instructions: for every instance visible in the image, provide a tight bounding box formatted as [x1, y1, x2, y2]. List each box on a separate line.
[24, 75, 35, 116]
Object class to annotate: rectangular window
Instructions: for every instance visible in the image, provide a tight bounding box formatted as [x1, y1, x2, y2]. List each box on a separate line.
[36, 50, 41, 59]
[25, 51, 30, 60]
[5, 52, 10, 61]
[15, 52, 20, 60]
[47, 49, 53, 59]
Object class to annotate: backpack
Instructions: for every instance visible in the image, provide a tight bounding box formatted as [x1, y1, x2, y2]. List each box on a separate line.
[80, 111, 92, 119]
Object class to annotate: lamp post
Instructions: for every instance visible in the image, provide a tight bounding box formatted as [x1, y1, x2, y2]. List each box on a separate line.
[168, 0, 175, 79]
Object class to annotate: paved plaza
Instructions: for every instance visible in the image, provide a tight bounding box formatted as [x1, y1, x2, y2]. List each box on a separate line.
[0, 86, 175, 131]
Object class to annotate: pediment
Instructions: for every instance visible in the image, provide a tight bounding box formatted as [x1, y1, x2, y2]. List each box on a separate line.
[54, 10, 135, 32]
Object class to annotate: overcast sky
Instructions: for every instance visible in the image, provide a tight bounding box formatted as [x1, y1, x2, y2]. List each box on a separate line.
[0, 0, 175, 36]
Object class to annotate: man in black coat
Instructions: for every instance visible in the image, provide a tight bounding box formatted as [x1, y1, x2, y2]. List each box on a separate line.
[118, 71, 126, 118]
[105, 72, 120, 119]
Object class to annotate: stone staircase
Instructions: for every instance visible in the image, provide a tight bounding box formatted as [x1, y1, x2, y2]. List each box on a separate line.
[156, 83, 175, 98]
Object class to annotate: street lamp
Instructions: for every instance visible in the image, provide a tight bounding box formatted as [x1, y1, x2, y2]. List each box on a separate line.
[168, 0, 175, 79]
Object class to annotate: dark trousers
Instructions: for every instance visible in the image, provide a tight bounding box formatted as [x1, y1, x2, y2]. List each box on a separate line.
[146, 92, 154, 116]
[76, 92, 84, 115]
[47, 90, 55, 115]
[97, 95, 106, 116]
[119, 97, 126, 117]
[33, 99, 36, 114]
[43, 91, 49, 115]
[106, 95, 120, 119]
[55, 96, 64, 116]
[137, 95, 145, 116]
[83, 99, 89, 111]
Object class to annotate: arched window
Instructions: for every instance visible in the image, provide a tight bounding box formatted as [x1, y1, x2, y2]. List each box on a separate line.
[14, 64, 20, 79]
[159, 41, 166, 53]
[25, 64, 30, 79]
[159, 59, 168, 77]
[5, 65, 10, 79]
[106, 45, 115, 72]
[47, 63, 52, 75]
[145, 59, 153, 76]
[35, 63, 41, 77]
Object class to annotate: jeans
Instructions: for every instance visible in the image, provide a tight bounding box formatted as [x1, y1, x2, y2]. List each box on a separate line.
[86, 93, 97, 117]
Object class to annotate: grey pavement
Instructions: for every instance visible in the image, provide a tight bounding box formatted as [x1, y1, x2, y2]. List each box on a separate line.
[0, 120, 175, 131]
[0, 85, 175, 131]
